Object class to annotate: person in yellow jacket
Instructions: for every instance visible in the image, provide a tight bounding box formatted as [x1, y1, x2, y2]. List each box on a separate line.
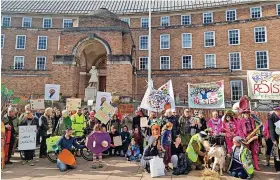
[71, 107, 86, 137]
[186, 131, 208, 170]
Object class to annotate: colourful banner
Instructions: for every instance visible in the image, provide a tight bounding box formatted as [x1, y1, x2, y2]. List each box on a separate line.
[94, 101, 115, 124]
[188, 80, 225, 109]
[247, 71, 280, 100]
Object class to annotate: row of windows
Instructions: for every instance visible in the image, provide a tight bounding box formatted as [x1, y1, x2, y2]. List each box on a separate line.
[12, 56, 46, 70]
[122, 5, 280, 27]
[1, 16, 73, 28]
[1, 35, 48, 50]
[138, 51, 269, 70]
[138, 26, 267, 50]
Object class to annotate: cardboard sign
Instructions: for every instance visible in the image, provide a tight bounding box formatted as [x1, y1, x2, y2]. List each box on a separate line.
[96, 92, 111, 111]
[30, 99, 45, 110]
[118, 104, 134, 115]
[45, 84, 60, 101]
[66, 98, 82, 111]
[140, 117, 149, 127]
[18, 125, 37, 150]
[113, 136, 122, 147]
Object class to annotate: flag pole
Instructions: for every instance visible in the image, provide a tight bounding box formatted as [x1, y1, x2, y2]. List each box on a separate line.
[148, 0, 152, 90]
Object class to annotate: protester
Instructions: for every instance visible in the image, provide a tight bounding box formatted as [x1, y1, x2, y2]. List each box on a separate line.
[109, 125, 121, 156]
[207, 111, 223, 136]
[132, 109, 144, 130]
[71, 107, 86, 137]
[161, 122, 173, 171]
[83, 107, 89, 122]
[163, 109, 179, 141]
[39, 107, 53, 158]
[222, 110, 238, 154]
[126, 138, 141, 161]
[107, 114, 121, 132]
[179, 109, 192, 150]
[91, 124, 104, 169]
[133, 126, 144, 154]
[55, 110, 72, 136]
[263, 114, 273, 166]
[52, 110, 61, 133]
[121, 125, 131, 156]
[198, 110, 207, 132]
[141, 136, 160, 173]
[88, 111, 100, 129]
[171, 135, 184, 169]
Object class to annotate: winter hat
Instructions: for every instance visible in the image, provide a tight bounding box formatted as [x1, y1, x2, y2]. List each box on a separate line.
[233, 136, 242, 143]
[199, 131, 208, 138]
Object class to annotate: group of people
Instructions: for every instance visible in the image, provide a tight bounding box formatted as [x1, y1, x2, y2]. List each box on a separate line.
[2, 102, 280, 179]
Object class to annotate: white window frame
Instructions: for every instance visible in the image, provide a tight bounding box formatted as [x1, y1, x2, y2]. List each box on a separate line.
[277, 4, 280, 16]
[204, 54, 216, 68]
[13, 56, 24, 70]
[37, 36, 48, 50]
[230, 80, 244, 101]
[141, 17, 149, 28]
[63, 19, 73, 28]
[181, 33, 192, 48]
[228, 29, 240, 45]
[35, 56, 47, 70]
[226, 9, 237, 21]
[1, 34, 5, 49]
[181, 55, 192, 69]
[2, 16, 11, 27]
[160, 34, 170, 49]
[181, 15, 191, 25]
[139, 57, 148, 70]
[255, 50, 269, 70]
[250, 7, 262, 18]
[121, 18, 130, 26]
[229, 52, 242, 71]
[160, 56, 170, 70]
[160, 16, 170, 26]
[43, 18, 52, 28]
[22, 17, 32, 28]
[254, 26, 267, 43]
[139, 35, 148, 50]
[204, 31, 215, 47]
[203, 12, 213, 24]
[15, 35, 26, 50]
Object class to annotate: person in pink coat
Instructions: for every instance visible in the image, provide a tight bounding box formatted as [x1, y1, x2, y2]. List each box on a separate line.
[222, 110, 238, 154]
[207, 111, 223, 136]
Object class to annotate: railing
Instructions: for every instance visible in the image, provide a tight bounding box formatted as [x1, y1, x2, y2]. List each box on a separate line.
[2, 66, 48, 71]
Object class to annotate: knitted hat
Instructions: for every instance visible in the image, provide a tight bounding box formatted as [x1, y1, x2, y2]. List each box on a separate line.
[233, 136, 243, 143]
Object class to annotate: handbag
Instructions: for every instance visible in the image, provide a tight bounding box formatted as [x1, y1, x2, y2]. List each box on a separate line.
[149, 156, 165, 178]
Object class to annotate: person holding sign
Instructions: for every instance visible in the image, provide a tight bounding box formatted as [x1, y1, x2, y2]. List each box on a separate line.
[109, 125, 121, 156]
[39, 108, 53, 158]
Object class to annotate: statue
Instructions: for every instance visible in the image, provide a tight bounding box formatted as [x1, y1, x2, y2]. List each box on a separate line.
[88, 66, 99, 88]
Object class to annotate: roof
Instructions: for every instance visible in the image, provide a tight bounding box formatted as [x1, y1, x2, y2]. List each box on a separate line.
[1, 0, 270, 15]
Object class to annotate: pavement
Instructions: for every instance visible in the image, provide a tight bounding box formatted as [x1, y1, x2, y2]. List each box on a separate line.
[2, 152, 280, 180]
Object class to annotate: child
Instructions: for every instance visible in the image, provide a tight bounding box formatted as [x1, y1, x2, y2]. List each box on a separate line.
[92, 124, 103, 169]
[121, 125, 131, 156]
[126, 138, 141, 161]
[222, 111, 238, 154]
[161, 122, 173, 171]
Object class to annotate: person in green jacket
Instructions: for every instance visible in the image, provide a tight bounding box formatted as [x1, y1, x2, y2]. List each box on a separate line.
[55, 110, 72, 136]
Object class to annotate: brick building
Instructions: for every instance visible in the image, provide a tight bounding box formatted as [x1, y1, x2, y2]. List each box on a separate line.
[1, 0, 280, 107]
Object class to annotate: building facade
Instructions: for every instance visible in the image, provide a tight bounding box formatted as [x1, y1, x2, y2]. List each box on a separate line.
[1, 0, 280, 107]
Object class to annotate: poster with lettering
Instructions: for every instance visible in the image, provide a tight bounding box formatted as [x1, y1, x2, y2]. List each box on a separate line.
[30, 99, 45, 110]
[18, 125, 37, 150]
[66, 98, 82, 111]
[247, 71, 280, 100]
[44, 84, 60, 101]
[94, 101, 115, 124]
[188, 80, 225, 109]
[118, 104, 134, 115]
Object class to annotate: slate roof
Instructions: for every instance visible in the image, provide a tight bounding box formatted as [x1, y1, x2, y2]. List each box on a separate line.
[1, 0, 269, 15]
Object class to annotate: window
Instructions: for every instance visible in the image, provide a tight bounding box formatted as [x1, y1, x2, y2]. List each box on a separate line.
[226, 9, 236, 21]
[203, 12, 213, 24]
[250, 7, 262, 18]
[256, 51, 269, 69]
[277, 4, 280, 16]
[139, 57, 148, 70]
[205, 54, 216, 68]
[254, 26, 267, 43]
[43, 18, 52, 28]
[230, 80, 243, 101]
[160, 34, 170, 49]
[182, 33, 192, 48]
[2, 16, 11, 27]
[15, 35, 26, 49]
[1, 34, 5, 49]
[37, 36, 48, 50]
[229, 52, 241, 70]
[181, 15, 191, 25]
[121, 18, 130, 26]
[182, 55, 192, 69]
[161, 16, 170, 26]
[228, 29, 240, 45]
[14, 56, 24, 70]
[22, 17, 32, 28]
[141, 18, 149, 28]
[139, 35, 148, 50]
[36, 56, 46, 70]
[63, 19, 73, 28]
[204, 31, 215, 47]
[160, 56, 170, 70]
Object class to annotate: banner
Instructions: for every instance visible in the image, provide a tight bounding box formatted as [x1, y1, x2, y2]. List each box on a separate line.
[94, 101, 115, 124]
[30, 99, 45, 110]
[188, 80, 225, 109]
[66, 98, 81, 111]
[96, 92, 111, 111]
[18, 125, 37, 150]
[247, 71, 280, 100]
[44, 84, 60, 101]
[140, 80, 175, 112]
[118, 104, 134, 115]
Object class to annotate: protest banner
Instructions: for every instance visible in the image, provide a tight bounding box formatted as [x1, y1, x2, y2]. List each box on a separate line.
[44, 84, 60, 101]
[18, 125, 37, 151]
[96, 92, 111, 111]
[30, 99, 45, 110]
[94, 101, 115, 124]
[247, 71, 280, 100]
[118, 104, 134, 115]
[188, 80, 225, 109]
[66, 98, 82, 111]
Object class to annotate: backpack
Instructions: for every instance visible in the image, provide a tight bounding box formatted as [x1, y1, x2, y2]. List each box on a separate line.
[172, 153, 192, 176]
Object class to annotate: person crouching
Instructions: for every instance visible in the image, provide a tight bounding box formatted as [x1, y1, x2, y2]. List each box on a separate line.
[126, 138, 141, 162]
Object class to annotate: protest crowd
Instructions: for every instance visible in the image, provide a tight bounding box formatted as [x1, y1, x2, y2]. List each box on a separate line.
[1, 95, 280, 179]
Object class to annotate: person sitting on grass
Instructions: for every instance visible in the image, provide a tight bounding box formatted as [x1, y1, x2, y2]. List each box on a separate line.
[126, 138, 141, 162]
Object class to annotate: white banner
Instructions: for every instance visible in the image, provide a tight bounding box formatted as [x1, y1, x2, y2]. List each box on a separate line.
[18, 125, 37, 150]
[30, 99, 45, 110]
[44, 84, 60, 101]
[247, 71, 280, 100]
[95, 92, 111, 111]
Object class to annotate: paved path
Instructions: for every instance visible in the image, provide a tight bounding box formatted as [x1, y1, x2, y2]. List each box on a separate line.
[2, 153, 280, 180]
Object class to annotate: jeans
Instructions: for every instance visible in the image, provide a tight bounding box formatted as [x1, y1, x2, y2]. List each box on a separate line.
[231, 169, 248, 179]
[57, 159, 76, 172]
[171, 155, 178, 168]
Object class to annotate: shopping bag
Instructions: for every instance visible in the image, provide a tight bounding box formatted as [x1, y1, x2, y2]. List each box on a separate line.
[149, 156, 165, 178]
